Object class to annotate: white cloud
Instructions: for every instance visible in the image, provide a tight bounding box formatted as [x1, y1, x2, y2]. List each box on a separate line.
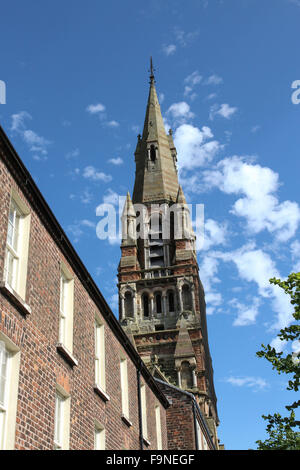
[86, 103, 106, 114]
[11, 111, 32, 132]
[205, 93, 217, 101]
[102, 188, 120, 206]
[109, 293, 119, 311]
[290, 240, 300, 272]
[11, 111, 51, 158]
[65, 148, 80, 160]
[83, 166, 112, 183]
[167, 102, 195, 121]
[216, 244, 294, 333]
[230, 297, 261, 326]
[183, 71, 202, 99]
[199, 255, 222, 315]
[108, 157, 123, 165]
[131, 125, 139, 133]
[67, 219, 96, 243]
[251, 125, 261, 133]
[159, 93, 165, 103]
[204, 74, 223, 85]
[203, 219, 228, 251]
[209, 103, 237, 120]
[184, 71, 202, 87]
[225, 376, 268, 391]
[106, 120, 119, 128]
[174, 28, 199, 47]
[203, 156, 300, 242]
[80, 188, 93, 204]
[80, 219, 96, 228]
[162, 44, 176, 56]
[289, 0, 300, 6]
[174, 124, 222, 171]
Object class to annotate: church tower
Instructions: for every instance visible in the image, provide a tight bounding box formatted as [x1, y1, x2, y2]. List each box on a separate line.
[118, 60, 219, 446]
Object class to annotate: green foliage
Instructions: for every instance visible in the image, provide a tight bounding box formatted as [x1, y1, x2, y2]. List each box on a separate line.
[256, 273, 300, 450]
[256, 412, 300, 450]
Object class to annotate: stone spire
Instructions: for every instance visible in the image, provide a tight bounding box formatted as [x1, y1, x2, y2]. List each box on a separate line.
[132, 58, 179, 205]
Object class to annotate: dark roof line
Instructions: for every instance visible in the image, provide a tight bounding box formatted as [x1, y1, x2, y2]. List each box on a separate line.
[0, 124, 169, 409]
[155, 378, 216, 449]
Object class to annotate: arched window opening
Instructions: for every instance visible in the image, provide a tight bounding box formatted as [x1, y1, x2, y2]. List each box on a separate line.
[170, 211, 174, 240]
[181, 361, 193, 390]
[156, 293, 162, 314]
[182, 285, 192, 311]
[150, 144, 156, 162]
[124, 292, 134, 318]
[143, 294, 149, 318]
[168, 291, 175, 312]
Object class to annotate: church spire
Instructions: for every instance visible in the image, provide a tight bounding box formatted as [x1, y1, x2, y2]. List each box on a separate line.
[132, 59, 179, 204]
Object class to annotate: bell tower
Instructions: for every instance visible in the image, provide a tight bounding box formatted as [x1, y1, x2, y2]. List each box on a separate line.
[118, 59, 220, 446]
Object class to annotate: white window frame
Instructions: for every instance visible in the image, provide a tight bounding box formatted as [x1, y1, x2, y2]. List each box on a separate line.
[94, 316, 106, 392]
[59, 265, 74, 354]
[4, 190, 31, 300]
[54, 385, 70, 450]
[155, 405, 162, 450]
[0, 332, 21, 450]
[120, 357, 129, 419]
[141, 383, 148, 440]
[94, 421, 105, 450]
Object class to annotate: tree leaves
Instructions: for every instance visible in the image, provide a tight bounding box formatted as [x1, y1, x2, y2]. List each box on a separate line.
[256, 273, 300, 450]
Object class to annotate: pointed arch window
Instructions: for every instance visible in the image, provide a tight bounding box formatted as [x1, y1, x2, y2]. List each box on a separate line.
[124, 292, 134, 318]
[182, 285, 192, 311]
[181, 361, 193, 390]
[155, 293, 162, 314]
[150, 144, 156, 162]
[142, 294, 149, 318]
[168, 291, 175, 313]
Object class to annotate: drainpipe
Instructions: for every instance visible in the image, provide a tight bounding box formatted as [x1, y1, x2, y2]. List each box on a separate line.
[192, 401, 199, 451]
[137, 365, 144, 450]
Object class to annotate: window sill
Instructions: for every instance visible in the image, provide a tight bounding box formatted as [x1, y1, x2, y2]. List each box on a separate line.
[121, 414, 132, 427]
[93, 384, 110, 402]
[56, 343, 78, 367]
[143, 437, 151, 447]
[0, 281, 31, 316]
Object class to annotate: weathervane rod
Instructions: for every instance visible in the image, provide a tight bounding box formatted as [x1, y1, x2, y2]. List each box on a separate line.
[149, 56, 155, 83]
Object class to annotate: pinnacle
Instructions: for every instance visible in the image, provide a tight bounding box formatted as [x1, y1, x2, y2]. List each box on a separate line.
[122, 191, 135, 217]
[176, 185, 187, 205]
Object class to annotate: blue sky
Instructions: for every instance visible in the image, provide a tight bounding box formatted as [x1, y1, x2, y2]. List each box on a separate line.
[1, 0, 300, 450]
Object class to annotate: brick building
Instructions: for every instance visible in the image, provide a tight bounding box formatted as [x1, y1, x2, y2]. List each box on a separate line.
[0, 124, 170, 450]
[118, 60, 220, 449]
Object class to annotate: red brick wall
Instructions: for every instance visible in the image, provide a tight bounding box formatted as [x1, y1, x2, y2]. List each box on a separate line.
[0, 143, 168, 450]
[158, 383, 196, 450]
